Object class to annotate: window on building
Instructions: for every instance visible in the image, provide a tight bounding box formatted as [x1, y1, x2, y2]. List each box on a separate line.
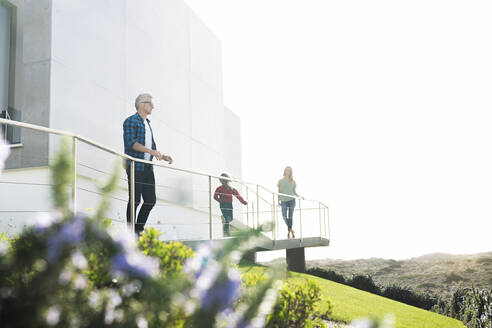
[0, 1, 20, 144]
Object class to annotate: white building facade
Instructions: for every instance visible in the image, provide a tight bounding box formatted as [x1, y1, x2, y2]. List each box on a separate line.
[0, 0, 243, 240]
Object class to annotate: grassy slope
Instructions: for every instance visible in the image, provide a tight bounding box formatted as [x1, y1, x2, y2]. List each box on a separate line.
[308, 252, 492, 299]
[240, 265, 465, 328]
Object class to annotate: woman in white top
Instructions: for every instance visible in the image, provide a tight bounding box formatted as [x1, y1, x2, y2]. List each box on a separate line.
[277, 166, 300, 239]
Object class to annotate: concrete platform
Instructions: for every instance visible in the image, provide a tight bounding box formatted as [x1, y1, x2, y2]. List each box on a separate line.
[181, 220, 330, 273]
[182, 235, 330, 251]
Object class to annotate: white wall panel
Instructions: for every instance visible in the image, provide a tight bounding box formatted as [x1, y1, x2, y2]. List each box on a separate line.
[224, 107, 242, 179]
[190, 77, 224, 153]
[190, 11, 223, 97]
[51, 0, 125, 97]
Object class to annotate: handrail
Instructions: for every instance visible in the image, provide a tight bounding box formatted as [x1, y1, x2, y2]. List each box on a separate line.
[259, 185, 319, 203]
[1, 118, 331, 241]
[1, 118, 329, 206]
[0, 118, 257, 184]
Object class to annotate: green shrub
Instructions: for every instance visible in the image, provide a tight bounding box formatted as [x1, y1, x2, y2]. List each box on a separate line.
[348, 274, 381, 295]
[242, 271, 267, 288]
[137, 227, 193, 278]
[306, 267, 346, 284]
[84, 247, 113, 288]
[433, 287, 492, 328]
[266, 280, 332, 328]
[382, 284, 437, 310]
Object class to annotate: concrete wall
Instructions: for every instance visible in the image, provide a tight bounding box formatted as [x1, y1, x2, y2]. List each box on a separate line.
[1, 0, 244, 240]
[3, 0, 52, 169]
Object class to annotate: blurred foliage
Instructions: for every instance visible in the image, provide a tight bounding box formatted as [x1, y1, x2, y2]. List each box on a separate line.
[433, 287, 492, 328]
[0, 137, 284, 328]
[266, 280, 332, 328]
[137, 227, 193, 278]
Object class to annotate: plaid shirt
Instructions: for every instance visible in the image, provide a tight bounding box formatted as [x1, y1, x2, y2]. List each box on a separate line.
[123, 112, 157, 171]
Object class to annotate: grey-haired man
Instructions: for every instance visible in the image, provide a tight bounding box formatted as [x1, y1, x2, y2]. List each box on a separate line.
[123, 93, 172, 234]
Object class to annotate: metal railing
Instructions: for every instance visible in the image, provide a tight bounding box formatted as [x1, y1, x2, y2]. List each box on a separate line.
[0, 118, 330, 242]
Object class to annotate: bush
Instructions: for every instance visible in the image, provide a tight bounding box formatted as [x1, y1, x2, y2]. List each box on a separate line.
[242, 271, 267, 288]
[348, 274, 381, 295]
[382, 285, 437, 310]
[433, 287, 492, 328]
[137, 227, 193, 278]
[266, 280, 332, 328]
[306, 267, 346, 284]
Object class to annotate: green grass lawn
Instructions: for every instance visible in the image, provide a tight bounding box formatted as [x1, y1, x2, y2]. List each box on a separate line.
[240, 265, 465, 328]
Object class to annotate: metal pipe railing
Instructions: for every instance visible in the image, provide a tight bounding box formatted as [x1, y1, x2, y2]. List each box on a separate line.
[71, 136, 77, 212]
[0, 118, 331, 242]
[130, 161, 135, 235]
[208, 176, 212, 240]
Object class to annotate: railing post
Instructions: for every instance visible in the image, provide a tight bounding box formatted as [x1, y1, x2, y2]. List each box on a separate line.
[256, 184, 260, 229]
[251, 202, 255, 229]
[299, 197, 303, 242]
[272, 192, 276, 243]
[246, 187, 249, 227]
[209, 175, 213, 240]
[322, 206, 325, 239]
[130, 160, 135, 235]
[327, 206, 330, 240]
[71, 136, 77, 213]
[319, 202, 322, 239]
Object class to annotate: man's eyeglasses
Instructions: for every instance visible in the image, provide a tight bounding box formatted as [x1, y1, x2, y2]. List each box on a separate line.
[141, 101, 154, 106]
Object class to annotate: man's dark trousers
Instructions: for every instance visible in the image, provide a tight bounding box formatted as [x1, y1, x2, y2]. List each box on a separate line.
[126, 164, 156, 234]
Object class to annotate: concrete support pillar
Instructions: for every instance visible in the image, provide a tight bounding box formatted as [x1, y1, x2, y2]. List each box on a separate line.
[286, 247, 305, 273]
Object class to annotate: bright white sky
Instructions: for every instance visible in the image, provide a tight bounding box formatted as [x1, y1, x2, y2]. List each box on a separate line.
[184, 0, 492, 260]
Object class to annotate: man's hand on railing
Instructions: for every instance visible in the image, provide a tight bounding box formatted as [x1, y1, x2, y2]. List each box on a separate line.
[150, 149, 162, 160]
[162, 155, 173, 164]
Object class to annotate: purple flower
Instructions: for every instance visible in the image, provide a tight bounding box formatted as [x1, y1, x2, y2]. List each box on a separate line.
[200, 268, 242, 312]
[47, 214, 86, 261]
[107, 226, 136, 252]
[112, 250, 159, 278]
[183, 242, 213, 278]
[30, 212, 62, 233]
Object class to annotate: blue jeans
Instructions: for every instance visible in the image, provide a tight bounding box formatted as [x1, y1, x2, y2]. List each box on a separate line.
[220, 202, 233, 236]
[281, 199, 296, 230]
